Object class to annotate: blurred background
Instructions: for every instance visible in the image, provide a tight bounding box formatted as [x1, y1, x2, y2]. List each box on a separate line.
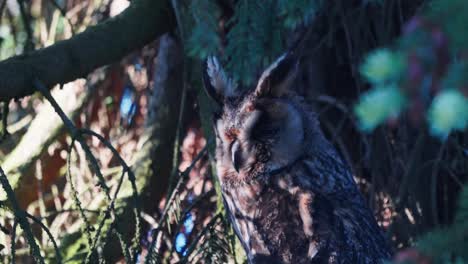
[0, 0, 466, 263]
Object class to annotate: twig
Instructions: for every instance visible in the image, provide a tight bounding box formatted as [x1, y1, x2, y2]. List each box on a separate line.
[36, 78, 142, 262]
[0, 0, 175, 102]
[48, 0, 76, 35]
[5, 8, 17, 45]
[0, 167, 44, 264]
[166, 82, 187, 197]
[145, 147, 208, 263]
[397, 0, 404, 26]
[79, 128, 142, 259]
[44, 208, 101, 218]
[0, 0, 7, 21]
[170, 0, 185, 41]
[431, 142, 447, 227]
[0, 222, 9, 234]
[35, 79, 111, 196]
[35, 79, 135, 262]
[66, 140, 94, 246]
[25, 212, 62, 263]
[85, 167, 130, 263]
[443, 165, 464, 188]
[167, 0, 189, 199]
[6, 114, 31, 135]
[10, 219, 18, 264]
[16, 0, 34, 52]
[0, 101, 9, 141]
[396, 132, 426, 207]
[314, 95, 371, 173]
[179, 213, 223, 264]
[169, 189, 215, 255]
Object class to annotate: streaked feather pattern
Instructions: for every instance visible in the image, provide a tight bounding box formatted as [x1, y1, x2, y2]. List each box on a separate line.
[203, 53, 391, 263]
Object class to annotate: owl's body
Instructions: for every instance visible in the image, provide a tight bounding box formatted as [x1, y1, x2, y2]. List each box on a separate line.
[203, 55, 391, 263]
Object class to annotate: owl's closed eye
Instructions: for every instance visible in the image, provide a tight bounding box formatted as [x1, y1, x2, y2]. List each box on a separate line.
[202, 53, 391, 263]
[203, 54, 305, 184]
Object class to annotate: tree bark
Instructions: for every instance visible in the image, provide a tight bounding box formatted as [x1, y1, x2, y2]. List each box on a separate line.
[0, 0, 175, 102]
[105, 34, 184, 261]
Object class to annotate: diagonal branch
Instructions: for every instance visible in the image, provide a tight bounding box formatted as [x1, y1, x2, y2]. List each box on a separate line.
[0, 0, 175, 101]
[0, 167, 44, 264]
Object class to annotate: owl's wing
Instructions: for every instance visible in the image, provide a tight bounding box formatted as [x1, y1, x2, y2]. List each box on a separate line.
[292, 150, 392, 262]
[296, 150, 360, 198]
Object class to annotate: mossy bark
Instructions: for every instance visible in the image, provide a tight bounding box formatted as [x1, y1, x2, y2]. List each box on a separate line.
[0, 0, 175, 101]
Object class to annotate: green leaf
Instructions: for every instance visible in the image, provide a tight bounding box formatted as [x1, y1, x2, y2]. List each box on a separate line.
[428, 89, 468, 139]
[360, 48, 406, 84]
[354, 84, 406, 132]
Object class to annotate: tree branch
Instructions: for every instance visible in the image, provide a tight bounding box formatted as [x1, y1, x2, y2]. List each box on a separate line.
[0, 0, 175, 101]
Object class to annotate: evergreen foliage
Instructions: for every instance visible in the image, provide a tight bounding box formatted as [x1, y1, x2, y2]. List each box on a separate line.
[355, 0, 468, 139]
[187, 0, 221, 59]
[416, 185, 468, 263]
[186, 0, 322, 85]
[354, 0, 468, 261]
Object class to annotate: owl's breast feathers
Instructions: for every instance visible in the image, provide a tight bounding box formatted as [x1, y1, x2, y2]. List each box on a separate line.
[222, 151, 391, 264]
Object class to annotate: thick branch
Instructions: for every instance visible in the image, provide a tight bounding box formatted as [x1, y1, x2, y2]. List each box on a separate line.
[0, 0, 175, 101]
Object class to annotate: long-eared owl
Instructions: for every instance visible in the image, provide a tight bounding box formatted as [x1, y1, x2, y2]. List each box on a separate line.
[202, 53, 391, 264]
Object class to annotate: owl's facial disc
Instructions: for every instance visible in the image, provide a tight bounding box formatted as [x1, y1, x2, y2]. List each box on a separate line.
[214, 97, 304, 180]
[205, 53, 303, 183]
[249, 99, 305, 171]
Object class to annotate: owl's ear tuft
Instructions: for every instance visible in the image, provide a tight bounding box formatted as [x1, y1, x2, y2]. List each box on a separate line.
[203, 56, 237, 105]
[254, 53, 299, 98]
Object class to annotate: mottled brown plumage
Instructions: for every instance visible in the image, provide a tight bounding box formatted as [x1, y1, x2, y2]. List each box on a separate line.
[203, 55, 391, 263]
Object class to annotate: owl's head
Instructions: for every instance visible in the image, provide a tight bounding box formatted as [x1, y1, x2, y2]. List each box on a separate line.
[203, 54, 315, 186]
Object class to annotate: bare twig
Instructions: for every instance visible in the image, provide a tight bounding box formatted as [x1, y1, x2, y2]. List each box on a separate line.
[145, 147, 208, 263]
[48, 0, 76, 35]
[25, 212, 62, 263]
[86, 167, 130, 263]
[179, 213, 223, 264]
[169, 189, 216, 254]
[0, 102, 9, 141]
[35, 79, 117, 262]
[10, 219, 18, 264]
[431, 142, 447, 227]
[35, 79, 111, 195]
[167, 0, 189, 199]
[396, 132, 426, 206]
[79, 128, 142, 259]
[0, 0, 7, 21]
[44, 208, 101, 218]
[16, 0, 34, 52]
[0, 222, 9, 235]
[35, 78, 143, 262]
[66, 140, 94, 246]
[0, 167, 44, 264]
[166, 83, 187, 196]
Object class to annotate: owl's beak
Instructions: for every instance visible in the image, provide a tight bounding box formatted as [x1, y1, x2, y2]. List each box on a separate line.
[231, 141, 242, 173]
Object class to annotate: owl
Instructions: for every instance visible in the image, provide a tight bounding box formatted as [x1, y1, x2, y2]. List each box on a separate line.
[202, 54, 391, 264]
